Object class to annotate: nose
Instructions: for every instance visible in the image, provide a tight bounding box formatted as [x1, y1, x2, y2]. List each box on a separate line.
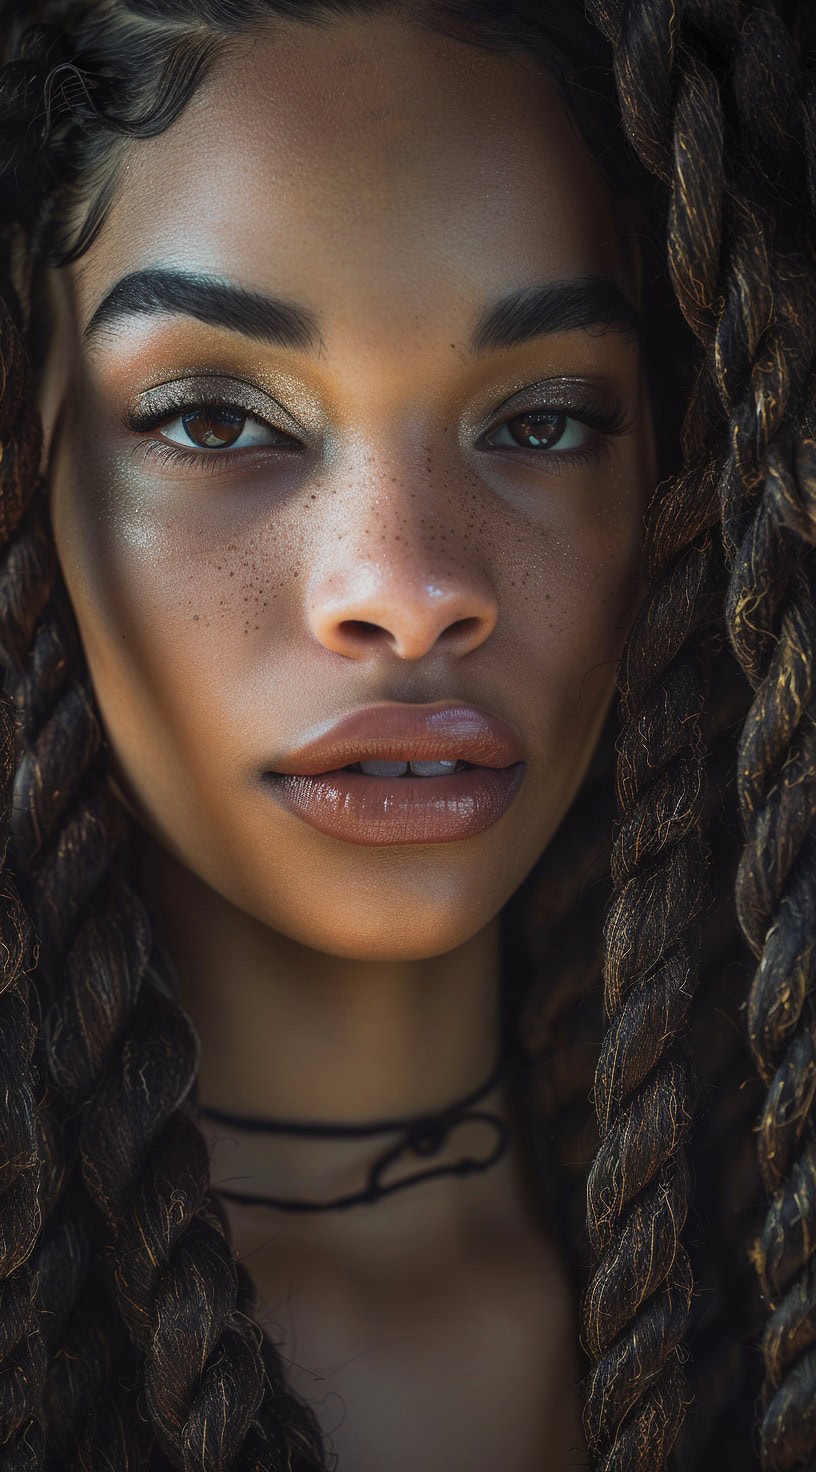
[305, 483, 499, 662]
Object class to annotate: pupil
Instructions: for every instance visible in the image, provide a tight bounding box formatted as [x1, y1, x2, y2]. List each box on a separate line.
[182, 407, 245, 449]
[509, 412, 564, 450]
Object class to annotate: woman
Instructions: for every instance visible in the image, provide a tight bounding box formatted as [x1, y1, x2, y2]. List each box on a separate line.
[0, 0, 813, 1468]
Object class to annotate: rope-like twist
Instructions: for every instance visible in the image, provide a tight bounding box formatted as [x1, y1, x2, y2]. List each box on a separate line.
[593, 0, 816, 1467]
[0, 293, 47, 1470]
[723, 340, 816, 1468]
[703, 6, 816, 1466]
[580, 466, 722, 1469]
[578, 0, 766, 1465]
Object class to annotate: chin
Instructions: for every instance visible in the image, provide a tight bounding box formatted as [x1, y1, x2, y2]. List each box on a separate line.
[246, 878, 502, 964]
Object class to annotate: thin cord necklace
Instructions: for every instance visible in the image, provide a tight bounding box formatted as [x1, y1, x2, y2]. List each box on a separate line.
[197, 1054, 512, 1213]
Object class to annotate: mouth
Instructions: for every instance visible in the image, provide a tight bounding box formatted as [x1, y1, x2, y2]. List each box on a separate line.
[263, 759, 527, 846]
[261, 701, 527, 843]
[333, 758, 477, 777]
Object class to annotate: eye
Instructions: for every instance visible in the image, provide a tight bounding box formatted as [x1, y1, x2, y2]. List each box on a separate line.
[159, 405, 297, 451]
[482, 411, 590, 454]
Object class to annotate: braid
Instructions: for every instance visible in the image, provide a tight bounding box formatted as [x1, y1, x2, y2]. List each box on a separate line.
[575, 0, 738, 1463]
[0, 241, 157, 1452]
[585, 2, 816, 1469]
[580, 476, 721, 1470]
[711, 9, 816, 1465]
[0, 295, 47, 1470]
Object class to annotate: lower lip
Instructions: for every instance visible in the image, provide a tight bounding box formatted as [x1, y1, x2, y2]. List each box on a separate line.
[263, 763, 527, 845]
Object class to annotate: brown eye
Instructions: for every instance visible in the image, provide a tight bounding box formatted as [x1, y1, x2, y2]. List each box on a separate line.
[482, 408, 592, 457]
[180, 407, 247, 448]
[504, 412, 566, 449]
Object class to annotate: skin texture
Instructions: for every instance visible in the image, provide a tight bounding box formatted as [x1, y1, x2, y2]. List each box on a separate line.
[37, 13, 656, 1470]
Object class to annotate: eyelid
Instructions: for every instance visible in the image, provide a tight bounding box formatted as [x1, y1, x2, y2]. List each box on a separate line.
[473, 376, 630, 434]
[123, 374, 307, 439]
[121, 373, 634, 480]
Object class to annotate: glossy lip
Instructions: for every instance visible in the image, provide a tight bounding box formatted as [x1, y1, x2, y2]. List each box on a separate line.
[262, 701, 528, 846]
[266, 701, 527, 775]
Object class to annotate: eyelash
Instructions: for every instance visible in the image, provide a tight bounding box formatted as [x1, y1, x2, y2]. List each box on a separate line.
[126, 392, 633, 477]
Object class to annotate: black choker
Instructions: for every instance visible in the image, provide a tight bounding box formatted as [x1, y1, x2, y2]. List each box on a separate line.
[197, 1056, 512, 1212]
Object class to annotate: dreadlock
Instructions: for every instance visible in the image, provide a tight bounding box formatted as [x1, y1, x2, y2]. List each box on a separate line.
[576, 1, 816, 1467]
[0, 1, 812, 1469]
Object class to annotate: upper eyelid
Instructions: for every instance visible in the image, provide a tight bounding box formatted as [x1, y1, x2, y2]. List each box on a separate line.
[127, 375, 628, 443]
[477, 382, 626, 432]
[125, 376, 305, 435]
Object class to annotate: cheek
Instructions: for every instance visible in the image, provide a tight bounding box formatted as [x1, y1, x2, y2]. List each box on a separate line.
[48, 438, 303, 826]
[505, 463, 647, 704]
[489, 453, 648, 835]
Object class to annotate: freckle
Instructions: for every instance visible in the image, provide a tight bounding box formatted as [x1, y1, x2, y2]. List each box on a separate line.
[230, 571, 234, 577]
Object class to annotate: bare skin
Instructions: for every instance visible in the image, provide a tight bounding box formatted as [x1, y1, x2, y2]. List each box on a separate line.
[37, 12, 656, 1470]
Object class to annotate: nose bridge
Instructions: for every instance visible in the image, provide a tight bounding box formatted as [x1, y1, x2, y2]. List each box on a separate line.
[303, 431, 498, 661]
[338, 424, 447, 551]
[318, 403, 463, 554]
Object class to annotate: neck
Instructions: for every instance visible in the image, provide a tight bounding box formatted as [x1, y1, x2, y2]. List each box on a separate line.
[140, 837, 503, 1118]
[134, 835, 533, 1261]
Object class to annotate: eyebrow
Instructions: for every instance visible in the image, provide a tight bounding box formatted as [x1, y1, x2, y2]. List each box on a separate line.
[84, 268, 321, 352]
[83, 267, 640, 354]
[469, 276, 641, 353]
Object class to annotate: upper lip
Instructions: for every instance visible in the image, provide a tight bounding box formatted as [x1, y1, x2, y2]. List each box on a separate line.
[268, 702, 527, 775]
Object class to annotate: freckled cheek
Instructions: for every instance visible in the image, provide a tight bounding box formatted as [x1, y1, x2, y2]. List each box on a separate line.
[499, 505, 645, 796]
[521, 494, 645, 672]
[50, 463, 298, 777]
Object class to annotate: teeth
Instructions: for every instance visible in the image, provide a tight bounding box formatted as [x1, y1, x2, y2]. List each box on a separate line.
[356, 758, 463, 777]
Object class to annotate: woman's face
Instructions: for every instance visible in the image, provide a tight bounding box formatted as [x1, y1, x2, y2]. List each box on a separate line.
[40, 13, 654, 961]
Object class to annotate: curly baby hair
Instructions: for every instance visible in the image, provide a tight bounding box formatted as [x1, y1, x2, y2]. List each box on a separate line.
[0, 1, 814, 1470]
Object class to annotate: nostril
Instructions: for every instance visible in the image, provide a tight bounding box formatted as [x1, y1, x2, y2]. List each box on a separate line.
[448, 615, 482, 639]
[337, 620, 384, 637]
[318, 607, 496, 662]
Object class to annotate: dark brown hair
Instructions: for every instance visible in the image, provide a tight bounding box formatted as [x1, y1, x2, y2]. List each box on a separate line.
[0, 1, 813, 1468]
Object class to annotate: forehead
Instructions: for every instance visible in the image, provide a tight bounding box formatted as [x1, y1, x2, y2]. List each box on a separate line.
[73, 13, 632, 336]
